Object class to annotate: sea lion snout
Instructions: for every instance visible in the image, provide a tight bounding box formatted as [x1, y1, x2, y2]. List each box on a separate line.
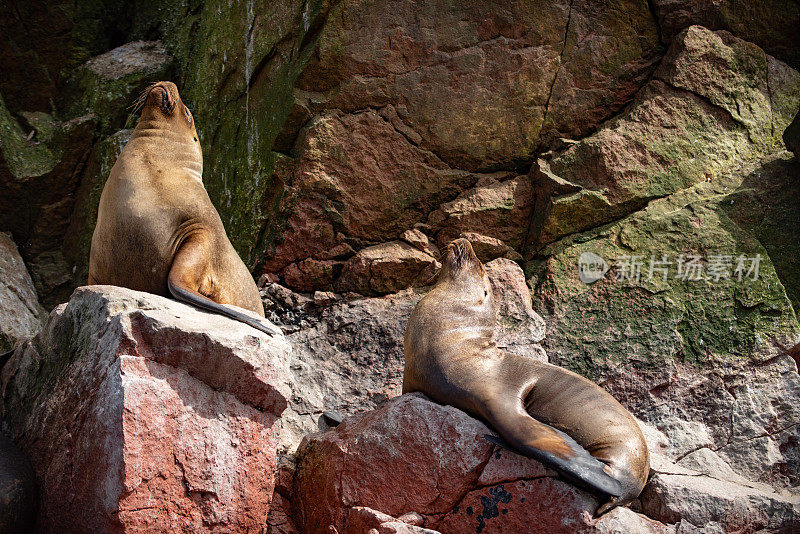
[146, 81, 179, 116]
[444, 238, 482, 278]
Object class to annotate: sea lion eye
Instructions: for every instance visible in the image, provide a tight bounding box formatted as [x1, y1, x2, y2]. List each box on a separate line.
[184, 106, 192, 123]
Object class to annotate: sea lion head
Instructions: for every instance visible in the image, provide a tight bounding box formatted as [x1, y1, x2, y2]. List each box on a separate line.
[438, 238, 493, 304]
[136, 81, 200, 144]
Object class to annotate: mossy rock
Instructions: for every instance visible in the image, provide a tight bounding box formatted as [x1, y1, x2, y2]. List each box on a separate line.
[0, 94, 59, 179]
[61, 41, 174, 134]
[124, 0, 332, 266]
[527, 157, 799, 380]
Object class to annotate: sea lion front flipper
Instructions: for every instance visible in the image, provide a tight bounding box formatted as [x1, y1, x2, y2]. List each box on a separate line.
[168, 239, 282, 336]
[482, 409, 623, 498]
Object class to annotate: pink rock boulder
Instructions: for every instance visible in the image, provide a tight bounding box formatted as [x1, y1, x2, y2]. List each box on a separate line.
[0, 285, 291, 533]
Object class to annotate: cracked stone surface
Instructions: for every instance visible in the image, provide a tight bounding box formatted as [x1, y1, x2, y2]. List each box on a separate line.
[0, 286, 291, 532]
[528, 25, 800, 251]
[293, 393, 799, 533]
[288, 0, 661, 171]
[292, 394, 675, 534]
[336, 241, 440, 296]
[529, 150, 800, 495]
[260, 0, 662, 292]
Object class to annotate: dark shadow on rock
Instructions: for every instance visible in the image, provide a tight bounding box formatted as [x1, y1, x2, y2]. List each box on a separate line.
[721, 153, 800, 318]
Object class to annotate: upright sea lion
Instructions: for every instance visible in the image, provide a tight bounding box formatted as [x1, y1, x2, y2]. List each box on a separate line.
[403, 239, 649, 512]
[89, 81, 280, 336]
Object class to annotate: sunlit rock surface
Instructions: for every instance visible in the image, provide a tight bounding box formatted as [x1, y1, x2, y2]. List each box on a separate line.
[1, 286, 290, 532]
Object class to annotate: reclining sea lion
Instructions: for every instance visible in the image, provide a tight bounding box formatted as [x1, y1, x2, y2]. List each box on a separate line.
[403, 239, 649, 512]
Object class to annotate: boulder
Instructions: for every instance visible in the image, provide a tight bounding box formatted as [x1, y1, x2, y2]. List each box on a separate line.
[0, 233, 43, 352]
[271, 286, 420, 452]
[0, 93, 95, 265]
[292, 393, 670, 534]
[428, 175, 534, 252]
[642, 454, 800, 532]
[484, 258, 546, 361]
[289, 0, 661, 170]
[0, 285, 291, 532]
[336, 241, 440, 296]
[528, 147, 800, 493]
[263, 109, 476, 291]
[343, 507, 438, 534]
[651, 0, 800, 68]
[719, 152, 800, 318]
[63, 41, 174, 134]
[458, 233, 522, 263]
[528, 25, 800, 250]
[400, 229, 441, 260]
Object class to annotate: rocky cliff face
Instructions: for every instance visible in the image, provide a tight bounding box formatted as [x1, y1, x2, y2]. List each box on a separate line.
[0, 0, 798, 532]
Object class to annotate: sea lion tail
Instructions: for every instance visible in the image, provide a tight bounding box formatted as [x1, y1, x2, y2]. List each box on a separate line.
[482, 407, 624, 498]
[168, 279, 282, 336]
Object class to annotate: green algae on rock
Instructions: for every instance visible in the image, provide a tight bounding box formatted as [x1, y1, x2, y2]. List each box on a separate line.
[125, 0, 335, 267]
[62, 41, 174, 135]
[528, 158, 800, 378]
[528, 26, 800, 252]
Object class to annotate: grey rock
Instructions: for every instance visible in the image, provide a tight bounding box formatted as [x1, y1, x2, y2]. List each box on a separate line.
[0, 233, 43, 352]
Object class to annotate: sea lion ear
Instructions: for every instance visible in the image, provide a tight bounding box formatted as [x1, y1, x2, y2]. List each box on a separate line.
[184, 106, 192, 124]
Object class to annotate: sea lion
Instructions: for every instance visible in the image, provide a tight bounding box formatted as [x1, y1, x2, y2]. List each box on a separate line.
[403, 239, 649, 513]
[88, 81, 280, 336]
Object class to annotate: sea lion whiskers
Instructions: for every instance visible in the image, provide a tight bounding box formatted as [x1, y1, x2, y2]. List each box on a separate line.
[129, 82, 160, 113]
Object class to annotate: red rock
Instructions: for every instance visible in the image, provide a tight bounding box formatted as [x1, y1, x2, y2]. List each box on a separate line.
[263, 109, 476, 289]
[336, 241, 440, 296]
[292, 394, 494, 533]
[401, 229, 441, 259]
[283, 258, 344, 293]
[292, 394, 668, 534]
[1, 285, 291, 533]
[292, 0, 660, 170]
[459, 232, 522, 263]
[344, 507, 438, 534]
[429, 175, 534, 252]
[484, 258, 547, 360]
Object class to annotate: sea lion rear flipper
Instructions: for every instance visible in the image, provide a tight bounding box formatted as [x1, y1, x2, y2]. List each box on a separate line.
[169, 280, 282, 336]
[168, 241, 282, 336]
[483, 413, 624, 498]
